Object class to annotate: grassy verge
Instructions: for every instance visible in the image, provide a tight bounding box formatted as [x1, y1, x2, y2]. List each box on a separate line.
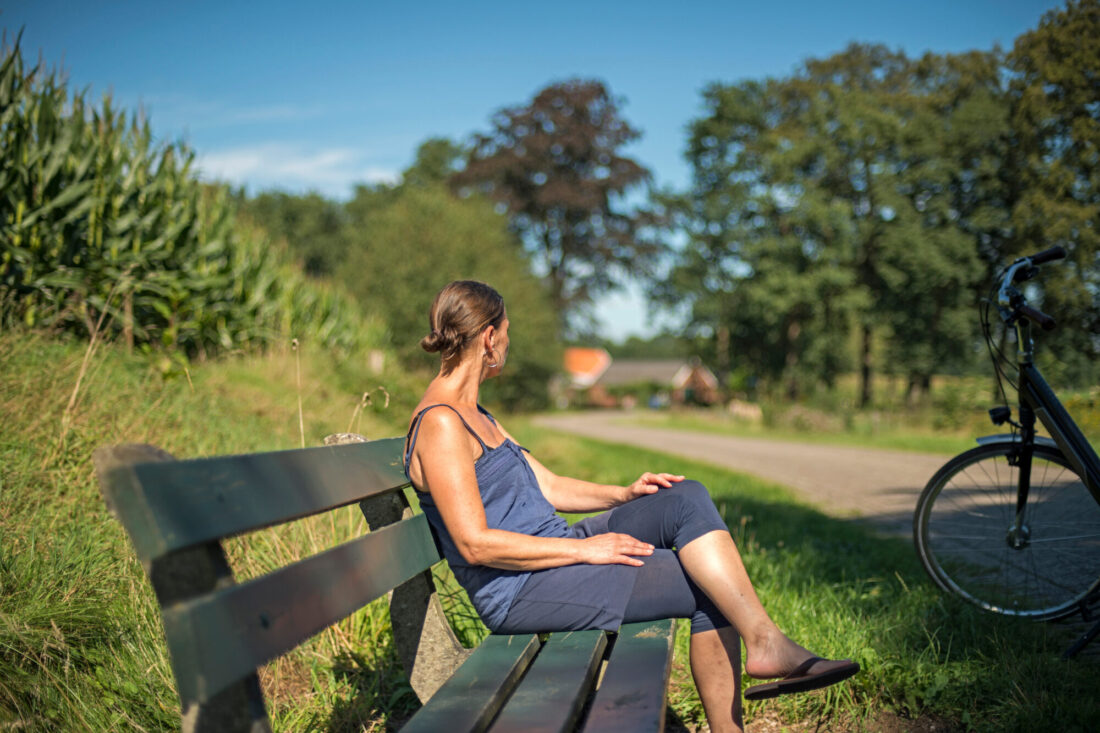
[615, 397, 1099, 456]
[3, 332, 1096, 732]
[0, 331, 414, 732]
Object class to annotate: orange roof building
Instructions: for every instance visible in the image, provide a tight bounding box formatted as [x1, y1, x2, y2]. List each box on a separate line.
[563, 347, 612, 388]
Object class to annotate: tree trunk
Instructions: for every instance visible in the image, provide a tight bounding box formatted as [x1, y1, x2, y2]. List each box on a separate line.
[716, 323, 730, 400]
[786, 319, 801, 401]
[860, 323, 873, 408]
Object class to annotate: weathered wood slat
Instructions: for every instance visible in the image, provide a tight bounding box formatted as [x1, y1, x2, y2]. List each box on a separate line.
[95, 444, 273, 733]
[162, 514, 437, 705]
[489, 630, 608, 733]
[401, 634, 541, 733]
[581, 619, 676, 732]
[98, 438, 408, 561]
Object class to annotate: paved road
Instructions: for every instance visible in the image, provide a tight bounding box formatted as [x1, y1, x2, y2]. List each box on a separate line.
[534, 411, 954, 536]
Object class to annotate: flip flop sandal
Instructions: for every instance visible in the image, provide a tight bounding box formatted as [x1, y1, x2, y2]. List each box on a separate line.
[744, 657, 860, 701]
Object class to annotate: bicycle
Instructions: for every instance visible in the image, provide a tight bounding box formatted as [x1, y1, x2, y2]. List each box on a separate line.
[912, 246, 1100, 658]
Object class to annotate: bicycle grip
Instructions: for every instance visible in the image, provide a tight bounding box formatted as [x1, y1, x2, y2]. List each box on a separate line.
[1029, 246, 1067, 265]
[1019, 304, 1057, 331]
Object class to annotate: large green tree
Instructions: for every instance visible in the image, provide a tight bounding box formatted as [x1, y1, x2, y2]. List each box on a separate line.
[668, 45, 995, 403]
[339, 143, 561, 410]
[453, 79, 660, 333]
[1009, 0, 1100, 384]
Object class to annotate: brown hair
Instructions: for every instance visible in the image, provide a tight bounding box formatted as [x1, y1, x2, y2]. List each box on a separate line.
[420, 281, 506, 361]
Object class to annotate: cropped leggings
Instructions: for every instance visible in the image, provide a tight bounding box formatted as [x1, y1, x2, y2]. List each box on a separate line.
[497, 480, 733, 635]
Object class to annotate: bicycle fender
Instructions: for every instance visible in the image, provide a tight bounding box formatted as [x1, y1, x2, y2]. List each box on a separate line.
[975, 433, 1059, 449]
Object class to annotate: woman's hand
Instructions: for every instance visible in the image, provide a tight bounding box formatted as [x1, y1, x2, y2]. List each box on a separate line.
[577, 533, 655, 567]
[622, 472, 685, 503]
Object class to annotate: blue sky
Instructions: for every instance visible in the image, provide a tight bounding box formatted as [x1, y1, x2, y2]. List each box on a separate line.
[2, 0, 1063, 340]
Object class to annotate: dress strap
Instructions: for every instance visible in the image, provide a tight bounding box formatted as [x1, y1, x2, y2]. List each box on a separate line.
[477, 403, 496, 424]
[404, 403, 490, 474]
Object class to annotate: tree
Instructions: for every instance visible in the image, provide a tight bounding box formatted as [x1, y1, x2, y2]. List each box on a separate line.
[1009, 0, 1100, 385]
[402, 137, 465, 188]
[237, 191, 347, 277]
[453, 79, 660, 333]
[340, 179, 561, 411]
[668, 45, 994, 404]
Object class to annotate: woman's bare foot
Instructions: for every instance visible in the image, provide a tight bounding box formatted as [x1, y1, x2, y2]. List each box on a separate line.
[743, 627, 817, 680]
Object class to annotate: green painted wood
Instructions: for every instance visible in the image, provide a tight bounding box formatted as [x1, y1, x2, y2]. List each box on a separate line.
[99, 438, 408, 561]
[489, 630, 608, 733]
[401, 634, 541, 733]
[162, 514, 437, 705]
[95, 444, 274, 732]
[581, 619, 676, 732]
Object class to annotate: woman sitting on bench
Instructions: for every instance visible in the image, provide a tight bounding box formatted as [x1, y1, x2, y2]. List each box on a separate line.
[403, 280, 859, 733]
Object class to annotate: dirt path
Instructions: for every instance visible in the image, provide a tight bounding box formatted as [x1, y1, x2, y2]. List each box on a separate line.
[534, 411, 954, 536]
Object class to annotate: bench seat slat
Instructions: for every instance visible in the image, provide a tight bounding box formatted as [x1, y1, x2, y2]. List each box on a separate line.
[582, 619, 676, 732]
[162, 514, 437, 706]
[401, 634, 541, 733]
[489, 629, 608, 733]
[102, 438, 408, 561]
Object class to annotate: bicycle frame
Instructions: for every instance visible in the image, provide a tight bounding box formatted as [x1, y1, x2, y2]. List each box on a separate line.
[1012, 317, 1100, 505]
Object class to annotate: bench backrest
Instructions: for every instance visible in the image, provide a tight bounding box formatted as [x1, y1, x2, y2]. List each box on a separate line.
[94, 437, 467, 733]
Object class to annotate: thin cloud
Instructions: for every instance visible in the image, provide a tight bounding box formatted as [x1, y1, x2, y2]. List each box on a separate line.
[196, 143, 399, 198]
[133, 93, 322, 131]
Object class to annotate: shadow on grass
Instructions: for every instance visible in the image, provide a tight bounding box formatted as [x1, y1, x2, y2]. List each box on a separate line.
[321, 648, 419, 733]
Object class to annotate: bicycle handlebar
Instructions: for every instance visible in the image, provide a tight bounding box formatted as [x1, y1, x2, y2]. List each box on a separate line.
[1027, 245, 1067, 266]
[1018, 304, 1057, 331]
[997, 246, 1066, 329]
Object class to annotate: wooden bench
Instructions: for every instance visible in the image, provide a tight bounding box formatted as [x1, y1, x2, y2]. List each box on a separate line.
[94, 434, 677, 732]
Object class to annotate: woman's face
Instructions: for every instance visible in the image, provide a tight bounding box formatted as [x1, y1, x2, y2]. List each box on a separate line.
[491, 313, 510, 370]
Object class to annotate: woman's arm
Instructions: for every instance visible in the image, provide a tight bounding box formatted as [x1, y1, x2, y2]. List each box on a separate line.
[494, 422, 684, 513]
[410, 409, 654, 570]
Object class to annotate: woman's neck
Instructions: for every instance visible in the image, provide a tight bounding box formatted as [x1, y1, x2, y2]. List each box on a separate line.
[426, 356, 484, 406]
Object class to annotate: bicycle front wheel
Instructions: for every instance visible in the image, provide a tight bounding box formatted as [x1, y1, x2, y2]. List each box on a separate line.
[914, 443, 1100, 620]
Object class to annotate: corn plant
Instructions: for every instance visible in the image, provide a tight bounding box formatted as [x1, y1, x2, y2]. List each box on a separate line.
[0, 37, 374, 357]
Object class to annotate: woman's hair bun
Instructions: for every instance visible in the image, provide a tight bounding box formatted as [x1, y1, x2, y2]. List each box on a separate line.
[420, 329, 446, 353]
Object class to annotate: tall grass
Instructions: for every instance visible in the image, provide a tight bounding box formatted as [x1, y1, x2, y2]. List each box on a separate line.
[0, 330, 410, 731]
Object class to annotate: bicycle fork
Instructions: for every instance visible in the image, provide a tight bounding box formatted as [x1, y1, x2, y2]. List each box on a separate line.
[1007, 404, 1036, 551]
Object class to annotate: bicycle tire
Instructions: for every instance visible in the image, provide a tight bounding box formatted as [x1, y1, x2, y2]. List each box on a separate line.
[914, 443, 1100, 620]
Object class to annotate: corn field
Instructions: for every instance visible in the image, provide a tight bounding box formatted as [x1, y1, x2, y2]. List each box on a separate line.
[0, 37, 374, 356]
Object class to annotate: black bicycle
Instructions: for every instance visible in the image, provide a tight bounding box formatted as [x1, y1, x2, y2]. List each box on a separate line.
[913, 246, 1100, 656]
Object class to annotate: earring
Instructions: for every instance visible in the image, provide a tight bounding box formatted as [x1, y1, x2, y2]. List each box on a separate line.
[485, 348, 499, 368]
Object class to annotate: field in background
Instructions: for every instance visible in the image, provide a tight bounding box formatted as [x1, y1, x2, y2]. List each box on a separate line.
[2, 331, 1098, 732]
[622, 371, 1100, 456]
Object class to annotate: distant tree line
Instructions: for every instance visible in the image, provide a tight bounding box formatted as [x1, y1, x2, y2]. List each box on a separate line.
[661, 1, 1099, 401]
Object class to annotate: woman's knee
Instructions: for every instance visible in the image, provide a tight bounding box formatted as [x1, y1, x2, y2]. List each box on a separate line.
[670, 479, 711, 504]
[666, 480, 727, 546]
[665, 479, 720, 518]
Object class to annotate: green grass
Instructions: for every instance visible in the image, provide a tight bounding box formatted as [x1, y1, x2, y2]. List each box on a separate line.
[615, 388, 1100, 456]
[621, 408, 977, 455]
[3, 330, 1097, 732]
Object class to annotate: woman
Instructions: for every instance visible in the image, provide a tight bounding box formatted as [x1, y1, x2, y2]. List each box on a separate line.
[403, 281, 859, 733]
